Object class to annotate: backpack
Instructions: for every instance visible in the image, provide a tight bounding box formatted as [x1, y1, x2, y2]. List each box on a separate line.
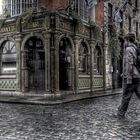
[135, 46, 140, 73]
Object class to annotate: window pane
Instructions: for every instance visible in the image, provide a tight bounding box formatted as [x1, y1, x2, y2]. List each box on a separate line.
[79, 43, 88, 74]
[1, 41, 17, 75]
[94, 46, 102, 75]
[3, 0, 38, 16]
[69, 0, 89, 21]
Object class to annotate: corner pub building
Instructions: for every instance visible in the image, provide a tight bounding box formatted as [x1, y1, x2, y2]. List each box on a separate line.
[0, 0, 108, 102]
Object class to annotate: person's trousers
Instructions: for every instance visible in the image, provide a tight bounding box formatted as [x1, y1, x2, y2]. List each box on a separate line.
[118, 78, 140, 116]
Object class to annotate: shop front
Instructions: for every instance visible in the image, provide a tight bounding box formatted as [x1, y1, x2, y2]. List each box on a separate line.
[0, 11, 105, 101]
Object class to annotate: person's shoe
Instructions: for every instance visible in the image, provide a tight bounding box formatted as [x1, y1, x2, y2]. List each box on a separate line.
[113, 113, 125, 120]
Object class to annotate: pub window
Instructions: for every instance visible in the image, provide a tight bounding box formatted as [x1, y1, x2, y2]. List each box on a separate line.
[78, 43, 89, 74]
[94, 46, 102, 75]
[0, 41, 17, 75]
[69, 0, 89, 21]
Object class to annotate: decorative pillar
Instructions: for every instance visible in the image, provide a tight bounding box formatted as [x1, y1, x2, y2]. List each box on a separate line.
[71, 52, 75, 91]
[73, 37, 80, 93]
[50, 35, 55, 93]
[90, 6, 96, 22]
[103, 29, 107, 90]
[54, 33, 60, 92]
[90, 40, 96, 92]
[49, 32, 60, 93]
[43, 33, 51, 92]
[15, 35, 22, 91]
[21, 50, 29, 92]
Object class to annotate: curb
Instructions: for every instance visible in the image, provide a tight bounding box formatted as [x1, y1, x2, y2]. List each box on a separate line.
[0, 89, 123, 105]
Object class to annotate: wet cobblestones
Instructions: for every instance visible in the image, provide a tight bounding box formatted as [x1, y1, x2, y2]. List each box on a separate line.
[0, 94, 140, 140]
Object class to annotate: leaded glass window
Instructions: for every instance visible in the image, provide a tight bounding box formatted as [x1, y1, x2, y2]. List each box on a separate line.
[94, 46, 103, 75]
[78, 43, 89, 74]
[0, 41, 17, 75]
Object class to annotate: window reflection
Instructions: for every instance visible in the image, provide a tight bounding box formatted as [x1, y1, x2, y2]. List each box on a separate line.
[94, 46, 103, 75]
[78, 42, 89, 74]
[1, 41, 17, 75]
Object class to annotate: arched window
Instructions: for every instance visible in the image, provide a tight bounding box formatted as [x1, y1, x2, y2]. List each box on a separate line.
[0, 41, 17, 75]
[78, 42, 89, 74]
[94, 46, 103, 75]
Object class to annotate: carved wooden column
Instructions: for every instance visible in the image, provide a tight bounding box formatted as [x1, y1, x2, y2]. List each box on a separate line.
[43, 33, 51, 92]
[15, 35, 22, 91]
[73, 37, 80, 93]
[102, 29, 107, 90]
[54, 33, 60, 92]
[90, 40, 96, 92]
[103, 44, 107, 90]
[49, 32, 60, 93]
[21, 50, 29, 92]
[71, 51, 75, 91]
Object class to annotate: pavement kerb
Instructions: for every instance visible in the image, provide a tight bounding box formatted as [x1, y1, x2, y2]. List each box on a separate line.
[0, 88, 123, 105]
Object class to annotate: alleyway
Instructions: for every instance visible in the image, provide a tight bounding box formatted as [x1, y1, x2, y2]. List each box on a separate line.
[0, 94, 140, 140]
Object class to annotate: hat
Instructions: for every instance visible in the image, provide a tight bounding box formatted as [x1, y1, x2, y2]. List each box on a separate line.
[126, 32, 135, 39]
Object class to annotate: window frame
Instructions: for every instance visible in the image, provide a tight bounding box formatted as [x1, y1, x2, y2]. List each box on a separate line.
[94, 46, 103, 75]
[78, 42, 89, 74]
[69, 0, 89, 22]
[2, 0, 38, 17]
[0, 41, 17, 76]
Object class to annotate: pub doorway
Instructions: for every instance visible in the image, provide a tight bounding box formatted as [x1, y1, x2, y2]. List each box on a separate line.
[25, 37, 45, 91]
[59, 38, 72, 90]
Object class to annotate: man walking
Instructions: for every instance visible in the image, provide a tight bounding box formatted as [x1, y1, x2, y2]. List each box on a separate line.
[115, 33, 140, 119]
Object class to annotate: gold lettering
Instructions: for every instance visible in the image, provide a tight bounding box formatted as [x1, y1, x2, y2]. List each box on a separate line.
[32, 22, 39, 28]
[0, 25, 15, 33]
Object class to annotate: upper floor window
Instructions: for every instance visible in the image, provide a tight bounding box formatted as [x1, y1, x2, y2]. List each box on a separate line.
[0, 41, 17, 75]
[2, 0, 38, 17]
[120, 11, 123, 29]
[69, 0, 89, 21]
[135, 0, 138, 8]
[108, 3, 113, 21]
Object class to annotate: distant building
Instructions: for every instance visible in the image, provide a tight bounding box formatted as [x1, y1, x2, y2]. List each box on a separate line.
[104, 0, 140, 89]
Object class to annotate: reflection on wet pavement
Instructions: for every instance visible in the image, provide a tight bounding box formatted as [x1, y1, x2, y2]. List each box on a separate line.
[0, 94, 139, 140]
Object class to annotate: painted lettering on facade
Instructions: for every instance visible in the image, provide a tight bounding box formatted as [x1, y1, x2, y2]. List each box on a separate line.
[0, 25, 16, 33]
[22, 19, 44, 30]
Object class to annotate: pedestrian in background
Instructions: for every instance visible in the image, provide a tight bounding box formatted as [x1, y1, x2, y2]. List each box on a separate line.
[115, 32, 140, 119]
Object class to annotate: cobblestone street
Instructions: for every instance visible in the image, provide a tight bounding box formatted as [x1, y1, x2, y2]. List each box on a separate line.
[0, 94, 140, 140]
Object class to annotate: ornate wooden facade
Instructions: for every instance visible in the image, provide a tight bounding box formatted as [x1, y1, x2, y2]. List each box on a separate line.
[0, 11, 106, 98]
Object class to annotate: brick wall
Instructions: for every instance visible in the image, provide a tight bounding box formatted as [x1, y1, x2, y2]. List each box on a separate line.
[39, 0, 68, 11]
[96, 0, 104, 26]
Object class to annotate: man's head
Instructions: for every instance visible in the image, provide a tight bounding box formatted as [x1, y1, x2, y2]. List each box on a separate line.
[125, 32, 135, 43]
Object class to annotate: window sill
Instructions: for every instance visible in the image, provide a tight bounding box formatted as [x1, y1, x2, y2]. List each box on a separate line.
[94, 74, 103, 77]
[0, 75, 16, 79]
[79, 75, 90, 78]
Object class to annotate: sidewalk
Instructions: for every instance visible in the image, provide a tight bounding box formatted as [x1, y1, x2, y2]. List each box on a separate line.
[0, 88, 123, 105]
